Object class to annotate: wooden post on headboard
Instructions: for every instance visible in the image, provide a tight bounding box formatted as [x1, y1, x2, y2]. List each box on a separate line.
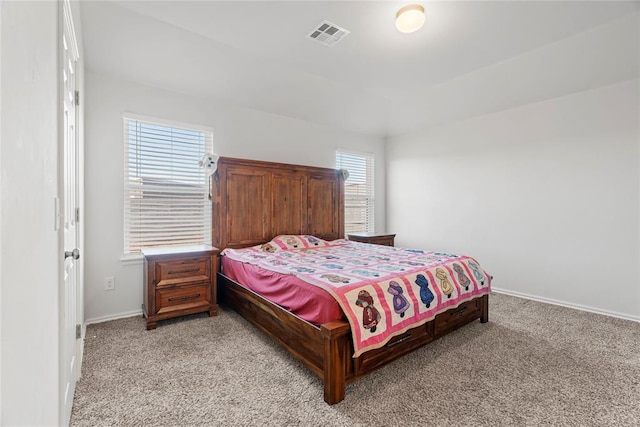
[212, 157, 344, 250]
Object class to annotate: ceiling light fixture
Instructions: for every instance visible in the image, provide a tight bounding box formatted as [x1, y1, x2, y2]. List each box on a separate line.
[395, 4, 425, 34]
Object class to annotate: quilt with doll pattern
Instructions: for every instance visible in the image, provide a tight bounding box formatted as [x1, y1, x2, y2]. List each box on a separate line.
[222, 236, 491, 357]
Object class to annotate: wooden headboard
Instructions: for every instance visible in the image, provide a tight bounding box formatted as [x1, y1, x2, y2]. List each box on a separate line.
[211, 157, 344, 249]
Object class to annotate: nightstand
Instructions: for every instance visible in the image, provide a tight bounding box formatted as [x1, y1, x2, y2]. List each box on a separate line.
[348, 232, 396, 247]
[142, 245, 220, 330]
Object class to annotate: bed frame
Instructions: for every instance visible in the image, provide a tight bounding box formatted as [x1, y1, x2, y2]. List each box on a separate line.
[212, 157, 489, 404]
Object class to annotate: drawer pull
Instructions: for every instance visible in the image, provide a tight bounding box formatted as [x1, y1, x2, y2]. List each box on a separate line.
[168, 293, 201, 302]
[168, 268, 200, 275]
[450, 306, 468, 317]
[386, 334, 412, 347]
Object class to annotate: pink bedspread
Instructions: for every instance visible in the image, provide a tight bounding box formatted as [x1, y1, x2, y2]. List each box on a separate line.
[222, 256, 344, 324]
[223, 239, 491, 357]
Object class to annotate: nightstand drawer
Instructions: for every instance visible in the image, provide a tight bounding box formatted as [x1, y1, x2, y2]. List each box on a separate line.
[156, 283, 210, 314]
[155, 257, 210, 287]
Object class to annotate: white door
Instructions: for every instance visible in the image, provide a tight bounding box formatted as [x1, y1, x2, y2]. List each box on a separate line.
[61, 1, 80, 424]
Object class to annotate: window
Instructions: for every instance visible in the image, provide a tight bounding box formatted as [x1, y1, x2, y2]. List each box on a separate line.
[336, 150, 375, 235]
[123, 115, 213, 254]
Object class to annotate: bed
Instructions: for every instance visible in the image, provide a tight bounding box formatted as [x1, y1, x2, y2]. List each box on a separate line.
[212, 157, 490, 404]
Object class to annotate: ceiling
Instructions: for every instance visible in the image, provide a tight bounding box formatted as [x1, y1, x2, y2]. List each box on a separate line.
[80, 1, 639, 137]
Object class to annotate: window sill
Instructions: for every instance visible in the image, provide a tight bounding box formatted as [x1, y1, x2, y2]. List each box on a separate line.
[120, 254, 143, 266]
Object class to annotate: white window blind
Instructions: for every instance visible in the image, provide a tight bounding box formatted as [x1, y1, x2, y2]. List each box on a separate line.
[123, 116, 213, 254]
[336, 150, 375, 235]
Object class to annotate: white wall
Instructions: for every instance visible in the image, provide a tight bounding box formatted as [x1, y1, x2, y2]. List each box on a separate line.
[0, 3, 3, 421]
[0, 1, 61, 424]
[84, 72, 386, 322]
[387, 79, 640, 320]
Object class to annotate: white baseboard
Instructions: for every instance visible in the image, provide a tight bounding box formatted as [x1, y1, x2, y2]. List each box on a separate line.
[492, 287, 640, 323]
[84, 291, 639, 325]
[85, 308, 143, 325]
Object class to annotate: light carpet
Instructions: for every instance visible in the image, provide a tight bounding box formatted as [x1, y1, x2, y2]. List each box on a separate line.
[71, 293, 640, 426]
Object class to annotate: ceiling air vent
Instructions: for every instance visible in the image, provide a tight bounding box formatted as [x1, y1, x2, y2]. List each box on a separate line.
[307, 21, 350, 47]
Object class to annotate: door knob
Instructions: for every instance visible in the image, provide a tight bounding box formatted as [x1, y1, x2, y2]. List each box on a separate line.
[65, 248, 80, 260]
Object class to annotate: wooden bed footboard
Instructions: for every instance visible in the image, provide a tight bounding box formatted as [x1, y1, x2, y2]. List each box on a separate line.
[219, 272, 489, 404]
[320, 321, 351, 404]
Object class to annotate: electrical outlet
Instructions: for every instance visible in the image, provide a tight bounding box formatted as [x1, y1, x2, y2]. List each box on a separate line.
[104, 276, 115, 291]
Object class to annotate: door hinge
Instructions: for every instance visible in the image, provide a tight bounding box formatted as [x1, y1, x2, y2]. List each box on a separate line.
[75, 90, 80, 106]
[75, 207, 80, 223]
[76, 324, 82, 339]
